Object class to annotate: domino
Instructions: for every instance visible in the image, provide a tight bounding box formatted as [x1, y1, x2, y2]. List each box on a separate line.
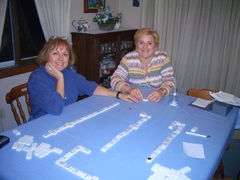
[12, 129, 21, 135]
[52, 147, 63, 154]
[85, 175, 93, 180]
[140, 112, 147, 117]
[151, 163, 161, 171]
[16, 143, 24, 151]
[17, 137, 28, 144]
[43, 132, 52, 138]
[23, 135, 33, 139]
[12, 142, 19, 149]
[26, 150, 33, 159]
[153, 169, 167, 179]
[148, 163, 191, 180]
[22, 146, 32, 152]
[191, 127, 198, 132]
[25, 139, 33, 146]
[159, 165, 170, 173]
[37, 150, 50, 158]
[31, 143, 38, 150]
[172, 170, 182, 178]
[180, 166, 191, 173]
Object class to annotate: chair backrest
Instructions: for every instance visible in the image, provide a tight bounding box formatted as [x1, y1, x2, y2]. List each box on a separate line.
[187, 88, 216, 100]
[5, 83, 31, 126]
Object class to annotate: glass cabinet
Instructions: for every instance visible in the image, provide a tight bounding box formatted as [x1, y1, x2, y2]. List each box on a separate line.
[71, 29, 137, 87]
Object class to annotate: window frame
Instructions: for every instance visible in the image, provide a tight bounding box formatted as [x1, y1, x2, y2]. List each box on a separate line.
[0, 0, 40, 78]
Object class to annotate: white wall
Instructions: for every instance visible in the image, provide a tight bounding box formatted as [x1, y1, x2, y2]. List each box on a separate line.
[70, 0, 141, 33]
[0, 0, 142, 132]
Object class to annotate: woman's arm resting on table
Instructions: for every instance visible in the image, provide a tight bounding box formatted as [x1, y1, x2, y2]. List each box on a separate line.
[93, 85, 137, 103]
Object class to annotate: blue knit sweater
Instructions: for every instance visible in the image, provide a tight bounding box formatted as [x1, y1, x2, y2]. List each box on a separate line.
[28, 65, 98, 120]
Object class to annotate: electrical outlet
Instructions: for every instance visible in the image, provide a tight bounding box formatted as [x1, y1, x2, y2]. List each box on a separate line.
[0, 107, 5, 120]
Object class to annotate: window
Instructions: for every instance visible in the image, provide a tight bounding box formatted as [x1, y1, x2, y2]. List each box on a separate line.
[0, 0, 45, 77]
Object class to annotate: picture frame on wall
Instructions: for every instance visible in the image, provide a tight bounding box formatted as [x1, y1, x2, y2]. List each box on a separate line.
[133, 0, 140, 7]
[84, 0, 106, 13]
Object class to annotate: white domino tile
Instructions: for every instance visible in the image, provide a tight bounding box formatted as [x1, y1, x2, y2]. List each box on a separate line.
[12, 129, 21, 135]
[26, 150, 33, 159]
[148, 163, 191, 180]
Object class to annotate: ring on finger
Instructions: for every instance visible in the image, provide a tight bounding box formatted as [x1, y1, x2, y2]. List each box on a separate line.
[47, 66, 52, 71]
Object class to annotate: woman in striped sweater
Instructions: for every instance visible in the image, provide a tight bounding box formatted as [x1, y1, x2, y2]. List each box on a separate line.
[110, 28, 176, 103]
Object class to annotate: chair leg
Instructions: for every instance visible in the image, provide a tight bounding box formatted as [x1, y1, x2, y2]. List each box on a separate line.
[214, 159, 224, 178]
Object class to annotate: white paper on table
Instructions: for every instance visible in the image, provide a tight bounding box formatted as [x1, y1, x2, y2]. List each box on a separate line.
[210, 91, 240, 106]
[191, 98, 213, 108]
[183, 142, 205, 159]
[218, 91, 234, 102]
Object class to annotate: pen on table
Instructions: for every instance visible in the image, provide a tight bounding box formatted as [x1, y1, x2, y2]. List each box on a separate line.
[186, 131, 210, 138]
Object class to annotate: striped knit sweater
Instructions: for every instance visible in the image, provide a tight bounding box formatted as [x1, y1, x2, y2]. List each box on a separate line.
[110, 50, 176, 94]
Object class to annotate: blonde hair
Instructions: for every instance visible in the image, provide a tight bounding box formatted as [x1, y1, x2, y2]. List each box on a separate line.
[134, 28, 159, 47]
[36, 37, 76, 67]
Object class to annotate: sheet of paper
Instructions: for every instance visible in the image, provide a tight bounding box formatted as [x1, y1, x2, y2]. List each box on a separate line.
[218, 91, 234, 102]
[210, 92, 240, 106]
[191, 98, 212, 108]
[183, 142, 205, 159]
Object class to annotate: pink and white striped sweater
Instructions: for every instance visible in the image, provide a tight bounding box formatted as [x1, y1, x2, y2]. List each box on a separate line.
[110, 50, 176, 94]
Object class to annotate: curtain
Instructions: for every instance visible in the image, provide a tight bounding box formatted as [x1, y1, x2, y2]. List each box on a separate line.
[0, 0, 8, 49]
[34, 0, 71, 41]
[141, 0, 240, 97]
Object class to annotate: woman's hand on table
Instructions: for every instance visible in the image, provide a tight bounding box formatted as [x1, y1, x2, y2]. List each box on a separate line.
[147, 89, 165, 102]
[118, 93, 139, 103]
[128, 88, 143, 103]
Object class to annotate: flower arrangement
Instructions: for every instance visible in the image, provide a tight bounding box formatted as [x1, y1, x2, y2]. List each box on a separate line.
[93, 5, 123, 25]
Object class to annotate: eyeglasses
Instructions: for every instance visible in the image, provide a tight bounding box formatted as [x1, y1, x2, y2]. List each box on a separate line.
[49, 36, 73, 45]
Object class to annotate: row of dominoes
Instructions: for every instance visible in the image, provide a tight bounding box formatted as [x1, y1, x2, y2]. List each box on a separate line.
[11, 131, 63, 159]
[55, 145, 98, 180]
[43, 102, 119, 138]
[147, 121, 185, 163]
[148, 163, 191, 180]
[101, 112, 151, 152]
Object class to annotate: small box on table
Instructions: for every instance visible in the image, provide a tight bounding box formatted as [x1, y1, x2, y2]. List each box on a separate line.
[211, 101, 233, 116]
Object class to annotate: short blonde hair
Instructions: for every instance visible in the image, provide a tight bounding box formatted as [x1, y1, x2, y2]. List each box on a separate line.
[134, 28, 159, 47]
[36, 37, 76, 67]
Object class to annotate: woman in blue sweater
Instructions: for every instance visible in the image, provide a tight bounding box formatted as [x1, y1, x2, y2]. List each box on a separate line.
[28, 37, 136, 120]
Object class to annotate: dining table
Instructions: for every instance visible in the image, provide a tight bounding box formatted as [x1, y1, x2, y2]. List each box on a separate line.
[0, 86, 238, 180]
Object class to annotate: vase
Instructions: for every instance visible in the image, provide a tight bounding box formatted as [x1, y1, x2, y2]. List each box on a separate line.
[98, 22, 116, 31]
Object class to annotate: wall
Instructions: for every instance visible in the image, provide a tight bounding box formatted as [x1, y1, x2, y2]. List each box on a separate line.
[0, 0, 142, 132]
[70, 0, 141, 33]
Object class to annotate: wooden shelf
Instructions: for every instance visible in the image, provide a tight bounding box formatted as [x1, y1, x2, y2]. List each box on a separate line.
[71, 29, 137, 85]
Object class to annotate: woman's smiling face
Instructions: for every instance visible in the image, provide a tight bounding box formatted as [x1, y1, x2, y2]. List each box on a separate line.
[135, 34, 157, 61]
[48, 45, 69, 71]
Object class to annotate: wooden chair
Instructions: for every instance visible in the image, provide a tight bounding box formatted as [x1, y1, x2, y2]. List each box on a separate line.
[187, 88, 230, 179]
[187, 88, 216, 100]
[5, 83, 31, 126]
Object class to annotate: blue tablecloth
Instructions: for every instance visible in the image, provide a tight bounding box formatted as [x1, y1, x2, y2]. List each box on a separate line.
[0, 86, 238, 180]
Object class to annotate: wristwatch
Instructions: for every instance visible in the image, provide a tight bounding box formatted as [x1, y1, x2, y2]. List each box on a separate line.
[160, 89, 167, 96]
[116, 91, 123, 99]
